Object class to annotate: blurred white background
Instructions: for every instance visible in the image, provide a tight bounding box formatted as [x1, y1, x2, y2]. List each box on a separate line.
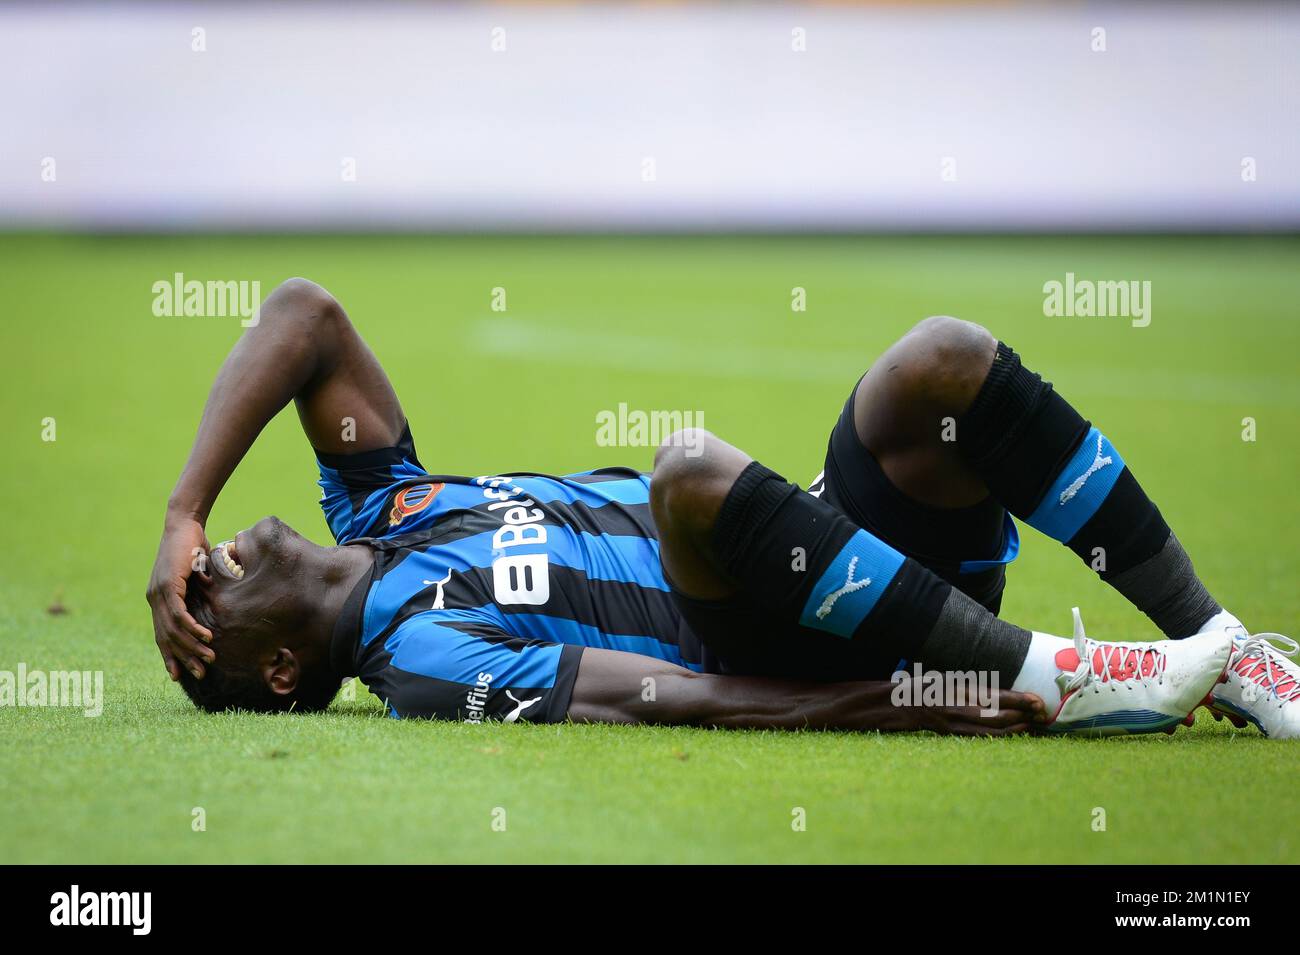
[0, 1, 1295, 230]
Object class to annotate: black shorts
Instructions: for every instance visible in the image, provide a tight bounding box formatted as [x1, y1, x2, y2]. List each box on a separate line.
[673, 383, 1018, 682]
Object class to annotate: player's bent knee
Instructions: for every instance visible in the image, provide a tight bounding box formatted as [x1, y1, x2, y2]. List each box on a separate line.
[651, 430, 717, 518]
[890, 315, 996, 405]
[909, 317, 987, 369]
[650, 430, 745, 540]
[652, 427, 715, 470]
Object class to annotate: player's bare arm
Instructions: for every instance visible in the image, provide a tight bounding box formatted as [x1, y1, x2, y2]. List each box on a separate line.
[568, 648, 1043, 735]
[147, 278, 404, 681]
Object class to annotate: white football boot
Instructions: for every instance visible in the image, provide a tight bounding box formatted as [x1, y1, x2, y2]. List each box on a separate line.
[1209, 633, 1300, 739]
[1045, 608, 1233, 736]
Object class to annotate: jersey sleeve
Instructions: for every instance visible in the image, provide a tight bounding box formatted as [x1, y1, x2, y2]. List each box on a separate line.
[375, 613, 584, 724]
[315, 424, 431, 543]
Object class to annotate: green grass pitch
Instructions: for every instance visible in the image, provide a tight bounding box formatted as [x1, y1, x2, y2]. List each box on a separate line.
[0, 233, 1296, 864]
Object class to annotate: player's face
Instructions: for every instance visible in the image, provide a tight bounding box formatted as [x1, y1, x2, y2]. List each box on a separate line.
[198, 516, 318, 643]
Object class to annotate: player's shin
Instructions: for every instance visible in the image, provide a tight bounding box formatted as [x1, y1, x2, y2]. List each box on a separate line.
[710, 461, 953, 666]
[708, 462, 1232, 735]
[956, 341, 1234, 640]
[712, 462, 1033, 699]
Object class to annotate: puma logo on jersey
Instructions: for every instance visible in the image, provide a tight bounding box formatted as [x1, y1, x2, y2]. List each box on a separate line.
[807, 470, 826, 499]
[1059, 433, 1113, 505]
[503, 690, 542, 723]
[423, 571, 452, 610]
[815, 556, 872, 620]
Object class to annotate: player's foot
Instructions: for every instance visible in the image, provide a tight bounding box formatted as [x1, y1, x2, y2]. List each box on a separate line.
[1208, 633, 1300, 739]
[1044, 608, 1233, 736]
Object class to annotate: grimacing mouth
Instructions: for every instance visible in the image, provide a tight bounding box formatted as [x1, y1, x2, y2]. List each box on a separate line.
[210, 535, 246, 581]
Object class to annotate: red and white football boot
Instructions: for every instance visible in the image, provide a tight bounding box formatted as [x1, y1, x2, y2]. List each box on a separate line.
[1045, 608, 1233, 736]
[1209, 633, 1300, 739]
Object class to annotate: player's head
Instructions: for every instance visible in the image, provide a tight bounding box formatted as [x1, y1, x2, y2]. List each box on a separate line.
[178, 516, 341, 714]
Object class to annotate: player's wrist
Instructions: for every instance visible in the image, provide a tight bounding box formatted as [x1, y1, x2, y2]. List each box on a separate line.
[164, 496, 208, 527]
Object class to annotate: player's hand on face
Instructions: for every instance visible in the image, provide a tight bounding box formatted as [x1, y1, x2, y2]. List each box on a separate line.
[146, 516, 215, 681]
[920, 689, 1047, 737]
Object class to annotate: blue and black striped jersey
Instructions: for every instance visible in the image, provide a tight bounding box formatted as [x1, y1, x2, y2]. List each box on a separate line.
[319, 427, 703, 723]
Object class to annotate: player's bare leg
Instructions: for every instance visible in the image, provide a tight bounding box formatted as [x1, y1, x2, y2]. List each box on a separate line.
[848, 315, 1223, 631]
[841, 316, 1300, 735]
[849, 315, 996, 509]
[649, 437, 753, 601]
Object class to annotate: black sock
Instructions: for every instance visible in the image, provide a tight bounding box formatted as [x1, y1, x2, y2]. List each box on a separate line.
[957, 342, 1220, 637]
[712, 461, 1032, 676]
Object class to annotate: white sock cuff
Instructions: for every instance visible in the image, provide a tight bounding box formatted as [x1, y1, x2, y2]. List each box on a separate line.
[1194, 608, 1246, 640]
[1010, 631, 1072, 713]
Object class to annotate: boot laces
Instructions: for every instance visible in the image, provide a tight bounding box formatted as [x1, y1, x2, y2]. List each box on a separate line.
[1231, 633, 1300, 705]
[1062, 607, 1166, 696]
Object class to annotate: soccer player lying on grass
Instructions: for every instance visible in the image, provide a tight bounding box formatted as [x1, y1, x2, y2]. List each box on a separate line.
[146, 279, 1299, 737]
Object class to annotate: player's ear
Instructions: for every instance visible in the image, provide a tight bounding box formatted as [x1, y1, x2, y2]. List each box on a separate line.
[263, 648, 301, 697]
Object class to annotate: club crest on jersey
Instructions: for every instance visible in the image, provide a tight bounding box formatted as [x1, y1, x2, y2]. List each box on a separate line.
[389, 482, 444, 527]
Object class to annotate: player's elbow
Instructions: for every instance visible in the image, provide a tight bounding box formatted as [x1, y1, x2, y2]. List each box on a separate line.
[262, 277, 345, 330]
[254, 278, 350, 370]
